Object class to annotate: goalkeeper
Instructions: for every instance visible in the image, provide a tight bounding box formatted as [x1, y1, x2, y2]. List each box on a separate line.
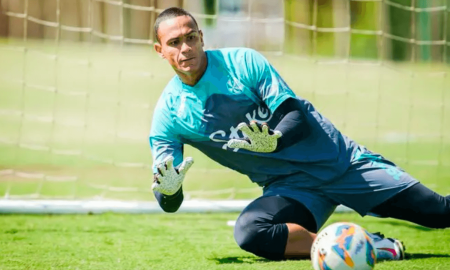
[150, 7, 450, 261]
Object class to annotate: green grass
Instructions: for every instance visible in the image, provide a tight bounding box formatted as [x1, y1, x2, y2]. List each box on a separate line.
[1, 212, 450, 270]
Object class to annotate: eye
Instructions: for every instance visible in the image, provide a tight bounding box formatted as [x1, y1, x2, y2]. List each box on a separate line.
[169, 40, 179, 46]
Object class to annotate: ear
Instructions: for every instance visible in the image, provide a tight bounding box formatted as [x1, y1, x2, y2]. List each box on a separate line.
[154, 43, 164, 59]
[199, 30, 204, 47]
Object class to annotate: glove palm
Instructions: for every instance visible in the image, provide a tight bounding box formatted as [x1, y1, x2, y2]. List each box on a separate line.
[227, 122, 282, 153]
[152, 156, 194, 195]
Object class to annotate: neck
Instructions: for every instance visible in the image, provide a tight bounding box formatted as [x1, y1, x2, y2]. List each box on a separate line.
[177, 52, 208, 86]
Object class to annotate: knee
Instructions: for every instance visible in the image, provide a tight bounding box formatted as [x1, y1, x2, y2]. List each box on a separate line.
[233, 211, 287, 260]
[233, 211, 260, 252]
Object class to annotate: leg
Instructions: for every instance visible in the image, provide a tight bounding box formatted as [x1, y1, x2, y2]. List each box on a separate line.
[370, 182, 450, 229]
[320, 146, 420, 260]
[234, 195, 317, 260]
[284, 223, 316, 259]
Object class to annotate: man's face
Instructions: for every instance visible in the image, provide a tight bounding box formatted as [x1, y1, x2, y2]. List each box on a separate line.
[154, 15, 204, 75]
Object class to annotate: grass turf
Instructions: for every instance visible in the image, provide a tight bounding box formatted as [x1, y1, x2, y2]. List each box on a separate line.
[1, 212, 450, 270]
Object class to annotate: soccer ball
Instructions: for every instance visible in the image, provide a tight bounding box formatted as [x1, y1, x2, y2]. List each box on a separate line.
[311, 222, 377, 270]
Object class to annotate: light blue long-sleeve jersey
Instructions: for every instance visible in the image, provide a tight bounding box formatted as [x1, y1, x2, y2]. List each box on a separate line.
[149, 48, 357, 186]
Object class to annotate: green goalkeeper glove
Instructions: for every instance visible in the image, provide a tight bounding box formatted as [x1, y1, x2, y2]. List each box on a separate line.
[152, 156, 194, 195]
[227, 121, 282, 153]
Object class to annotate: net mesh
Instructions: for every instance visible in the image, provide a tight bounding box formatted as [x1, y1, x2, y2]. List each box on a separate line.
[0, 0, 449, 207]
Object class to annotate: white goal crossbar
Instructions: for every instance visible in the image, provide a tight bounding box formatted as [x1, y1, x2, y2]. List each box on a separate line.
[0, 199, 353, 214]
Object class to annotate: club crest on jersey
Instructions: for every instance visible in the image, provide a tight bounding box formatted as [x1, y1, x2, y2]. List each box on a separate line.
[227, 77, 245, 94]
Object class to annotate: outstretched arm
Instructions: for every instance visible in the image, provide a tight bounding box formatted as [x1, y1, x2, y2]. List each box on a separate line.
[150, 93, 193, 212]
[226, 49, 309, 153]
[227, 98, 309, 153]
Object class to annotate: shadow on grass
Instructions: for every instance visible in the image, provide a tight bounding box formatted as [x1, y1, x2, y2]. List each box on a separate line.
[210, 253, 450, 265]
[210, 256, 312, 264]
[209, 256, 270, 264]
[405, 253, 450, 260]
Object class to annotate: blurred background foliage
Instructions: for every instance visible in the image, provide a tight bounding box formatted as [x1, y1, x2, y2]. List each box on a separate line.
[284, 0, 449, 62]
[1, 0, 448, 63]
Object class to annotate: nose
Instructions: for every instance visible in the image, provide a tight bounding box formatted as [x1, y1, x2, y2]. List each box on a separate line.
[180, 41, 191, 54]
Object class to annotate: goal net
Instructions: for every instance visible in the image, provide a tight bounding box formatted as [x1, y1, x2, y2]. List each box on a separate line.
[0, 0, 448, 213]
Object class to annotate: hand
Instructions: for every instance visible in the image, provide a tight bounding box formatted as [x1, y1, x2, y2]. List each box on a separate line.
[227, 121, 282, 153]
[152, 156, 194, 195]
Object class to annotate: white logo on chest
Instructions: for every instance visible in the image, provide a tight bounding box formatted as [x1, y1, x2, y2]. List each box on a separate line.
[209, 106, 273, 151]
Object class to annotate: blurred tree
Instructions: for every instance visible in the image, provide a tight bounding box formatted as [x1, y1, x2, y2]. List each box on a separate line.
[284, 0, 313, 56]
[417, 0, 431, 61]
[314, 0, 334, 57]
[387, 0, 412, 61]
[349, 0, 379, 60]
[203, 0, 217, 27]
[284, 0, 344, 58]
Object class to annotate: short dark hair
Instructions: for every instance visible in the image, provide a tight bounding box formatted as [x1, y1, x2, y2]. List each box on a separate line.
[154, 7, 199, 43]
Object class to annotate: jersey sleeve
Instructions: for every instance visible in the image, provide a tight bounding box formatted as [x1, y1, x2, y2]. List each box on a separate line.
[242, 49, 296, 113]
[149, 93, 184, 174]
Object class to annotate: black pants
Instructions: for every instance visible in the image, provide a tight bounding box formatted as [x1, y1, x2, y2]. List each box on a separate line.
[234, 183, 450, 260]
[370, 182, 450, 228]
[234, 195, 317, 260]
